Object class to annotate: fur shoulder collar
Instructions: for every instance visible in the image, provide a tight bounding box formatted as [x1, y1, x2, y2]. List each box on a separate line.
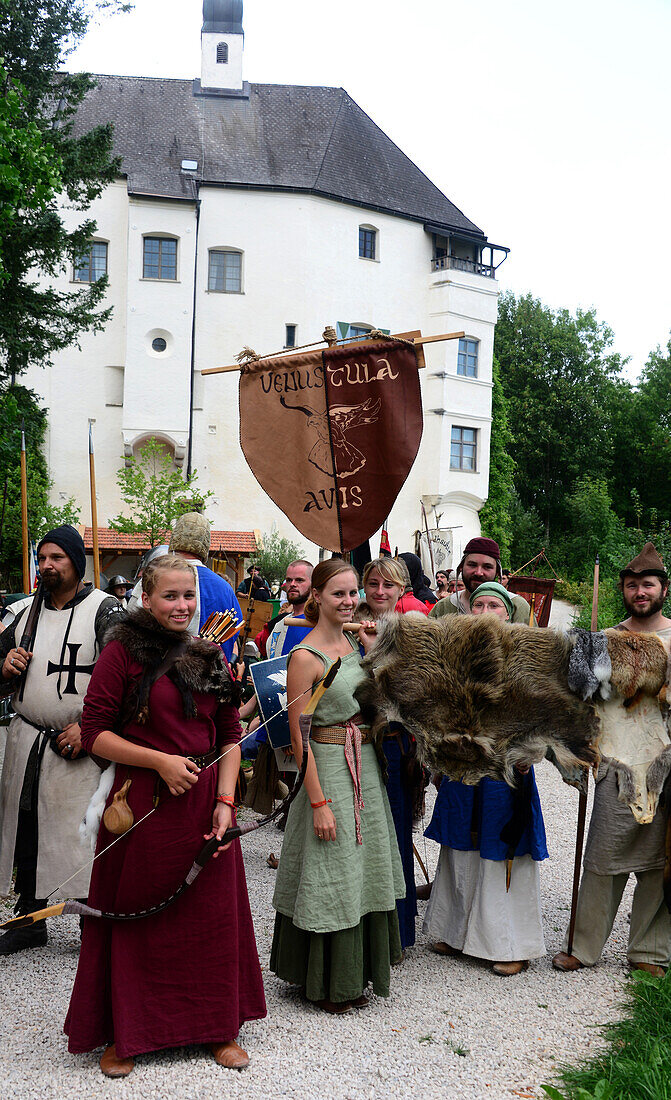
[108, 609, 240, 721]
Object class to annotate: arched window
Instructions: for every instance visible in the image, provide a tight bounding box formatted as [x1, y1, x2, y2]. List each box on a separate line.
[216, 41, 228, 63]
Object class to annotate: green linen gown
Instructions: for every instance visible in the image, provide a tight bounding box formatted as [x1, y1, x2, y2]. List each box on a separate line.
[270, 638, 405, 1002]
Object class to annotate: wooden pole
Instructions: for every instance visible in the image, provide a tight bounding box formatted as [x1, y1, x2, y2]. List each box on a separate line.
[566, 553, 599, 956]
[200, 330, 465, 376]
[20, 421, 30, 594]
[88, 422, 101, 589]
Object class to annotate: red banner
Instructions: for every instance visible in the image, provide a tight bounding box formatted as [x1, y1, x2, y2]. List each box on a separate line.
[239, 339, 423, 552]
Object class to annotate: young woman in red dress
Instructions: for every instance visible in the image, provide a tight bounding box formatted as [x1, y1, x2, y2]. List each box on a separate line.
[65, 555, 266, 1076]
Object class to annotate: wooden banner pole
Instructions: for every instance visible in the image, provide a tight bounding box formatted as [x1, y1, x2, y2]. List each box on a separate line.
[88, 422, 101, 590]
[201, 330, 465, 376]
[566, 553, 599, 956]
[20, 422, 30, 594]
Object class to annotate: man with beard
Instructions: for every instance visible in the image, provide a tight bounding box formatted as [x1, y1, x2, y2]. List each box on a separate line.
[0, 527, 120, 954]
[429, 537, 533, 624]
[254, 560, 313, 659]
[553, 542, 671, 977]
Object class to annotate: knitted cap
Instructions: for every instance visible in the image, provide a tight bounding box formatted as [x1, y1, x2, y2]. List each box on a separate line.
[469, 581, 514, 620]
[37, 525, 86, 580]
[463, 537, 501, 560]
[169, 512, 211, 564]
[620, 542, 667, 582]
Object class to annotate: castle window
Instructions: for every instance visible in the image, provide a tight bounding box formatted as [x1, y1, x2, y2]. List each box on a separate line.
[285, 324, 297, 348]
[457, 338, 479, 378]
[143, 237, 177, 280]
[358, 226, 377, 260]
[208, 249, 242, 293]
[216, 42, 228, 63]
[450, 426, 477, 471]
[74, 241, 108, 282]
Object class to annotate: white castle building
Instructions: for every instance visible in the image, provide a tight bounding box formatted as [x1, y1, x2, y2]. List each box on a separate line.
[28, 0, 508, 576]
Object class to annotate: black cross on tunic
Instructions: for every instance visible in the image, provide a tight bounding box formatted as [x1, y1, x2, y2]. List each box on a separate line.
[46, 643, 95, 696]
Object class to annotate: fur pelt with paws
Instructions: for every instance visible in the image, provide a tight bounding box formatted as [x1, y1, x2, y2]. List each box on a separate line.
[355, 613, 601, 786]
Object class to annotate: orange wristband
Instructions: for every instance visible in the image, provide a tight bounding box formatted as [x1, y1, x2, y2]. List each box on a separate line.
[310, 798, 332, 809]
[216, 795, 236, 807]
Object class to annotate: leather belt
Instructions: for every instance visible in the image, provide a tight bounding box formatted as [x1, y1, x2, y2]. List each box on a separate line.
[312, 725, 371, 745]
[187, 747, 220, 769]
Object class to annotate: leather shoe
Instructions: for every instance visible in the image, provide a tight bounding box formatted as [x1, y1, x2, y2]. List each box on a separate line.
[552, 951, 584, 972]
[313, 998, 353, 1014]
[210, 1040, 250, 1069]
[350, 993, 369, 1008]
[630, 961, 666, 978]
[0, 921, 47, 956]
[492, 960, 529, 976]
[100, 1044, 135, 1078]
[430, 941, 461, 956]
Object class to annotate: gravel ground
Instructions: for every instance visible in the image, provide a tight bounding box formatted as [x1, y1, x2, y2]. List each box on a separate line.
[0, 760, 633, 1100]
[1, 602, 629, 1099]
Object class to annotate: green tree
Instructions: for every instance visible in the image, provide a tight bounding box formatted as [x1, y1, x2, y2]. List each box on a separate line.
[508, 489, 544, 569]
[0, 384, 80, 590]
[624, 338, 671, 522]
[478, 356, 515, 559]
[0, 63, 63, 282]
[0, 0, 130, 381]
[255, 530, 305, 585]
[495, 292, 625, 543]
[110, 437, 213, 548]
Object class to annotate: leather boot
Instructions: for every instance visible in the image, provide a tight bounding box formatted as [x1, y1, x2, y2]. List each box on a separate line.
[0, 920, 47, 955]
[630, 961, 666, 978]
[492, 960, 529, 976]
[100, 1044, 135, 1078]
[552, 951, 584, 972]
[210, 1040, 250, 1069]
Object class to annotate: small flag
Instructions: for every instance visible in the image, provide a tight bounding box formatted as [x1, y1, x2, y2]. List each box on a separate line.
[379, 524, 392, 557]
[29, 541, 39, 590]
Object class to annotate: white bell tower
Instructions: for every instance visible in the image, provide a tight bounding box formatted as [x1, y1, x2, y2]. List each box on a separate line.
[201, 0, 244, 92]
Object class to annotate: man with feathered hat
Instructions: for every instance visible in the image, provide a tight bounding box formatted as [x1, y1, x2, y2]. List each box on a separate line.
[554, 542, 671, 977]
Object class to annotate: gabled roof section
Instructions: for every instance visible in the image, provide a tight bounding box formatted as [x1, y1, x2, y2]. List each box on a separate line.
[72, 75, 485, 237]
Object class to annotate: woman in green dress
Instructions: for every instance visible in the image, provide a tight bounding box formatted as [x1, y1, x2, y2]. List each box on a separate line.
[270, 559, 405, 1014]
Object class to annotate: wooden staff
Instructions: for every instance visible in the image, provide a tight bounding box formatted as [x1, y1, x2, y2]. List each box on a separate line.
[566, 553, 599, 956]
[201, 330, 465, 375]
[88, 422, 100, 589]
[20, 421, 29, 594]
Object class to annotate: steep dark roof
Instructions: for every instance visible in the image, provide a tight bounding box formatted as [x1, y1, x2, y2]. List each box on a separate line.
[73, 76, 485, 239]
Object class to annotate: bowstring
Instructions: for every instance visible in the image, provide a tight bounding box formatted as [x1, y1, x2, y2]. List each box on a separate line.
[45, 673, 324, 903]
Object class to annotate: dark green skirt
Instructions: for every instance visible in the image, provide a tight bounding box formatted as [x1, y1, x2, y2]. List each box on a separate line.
[270, 909, 402, 1002]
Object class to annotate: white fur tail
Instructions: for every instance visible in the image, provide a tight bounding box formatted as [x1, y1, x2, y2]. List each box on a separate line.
[79, 765, 116, 851]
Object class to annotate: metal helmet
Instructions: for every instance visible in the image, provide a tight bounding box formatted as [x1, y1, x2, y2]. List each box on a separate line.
[108, 575, 132, 590]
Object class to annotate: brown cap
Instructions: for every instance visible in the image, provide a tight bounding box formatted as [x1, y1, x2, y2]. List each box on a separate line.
[169, 512, 211, 564]
[620, 541, 668, 582]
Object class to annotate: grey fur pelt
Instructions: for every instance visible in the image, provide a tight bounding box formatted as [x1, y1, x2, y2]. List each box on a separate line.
[355, 613, 600, 787]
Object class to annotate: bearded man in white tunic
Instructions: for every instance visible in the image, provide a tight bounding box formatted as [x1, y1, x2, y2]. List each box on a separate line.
[554, 542, 671, 978]
[0, 527, 120, 954]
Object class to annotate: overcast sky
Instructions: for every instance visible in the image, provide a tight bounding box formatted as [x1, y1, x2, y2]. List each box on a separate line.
[70, 0, 671, 380]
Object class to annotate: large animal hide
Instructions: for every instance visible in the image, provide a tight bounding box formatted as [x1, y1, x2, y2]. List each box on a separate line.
[356, 614, 601, 786]
[579, 628, 671, 824]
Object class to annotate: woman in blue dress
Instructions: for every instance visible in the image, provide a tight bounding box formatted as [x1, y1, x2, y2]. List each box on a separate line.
[422, 581, 548, 976]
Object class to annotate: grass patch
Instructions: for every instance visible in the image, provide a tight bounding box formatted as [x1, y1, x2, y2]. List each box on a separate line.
[542, 970, 671, 1099]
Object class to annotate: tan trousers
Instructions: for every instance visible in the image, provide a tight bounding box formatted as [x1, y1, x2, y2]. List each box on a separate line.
[562, 869, 671, 967]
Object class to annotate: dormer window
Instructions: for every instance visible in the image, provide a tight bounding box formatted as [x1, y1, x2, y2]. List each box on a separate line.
[216, 41, 228, 63]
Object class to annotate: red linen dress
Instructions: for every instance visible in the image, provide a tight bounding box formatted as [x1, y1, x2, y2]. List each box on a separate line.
[64, 639, 266, 1058]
